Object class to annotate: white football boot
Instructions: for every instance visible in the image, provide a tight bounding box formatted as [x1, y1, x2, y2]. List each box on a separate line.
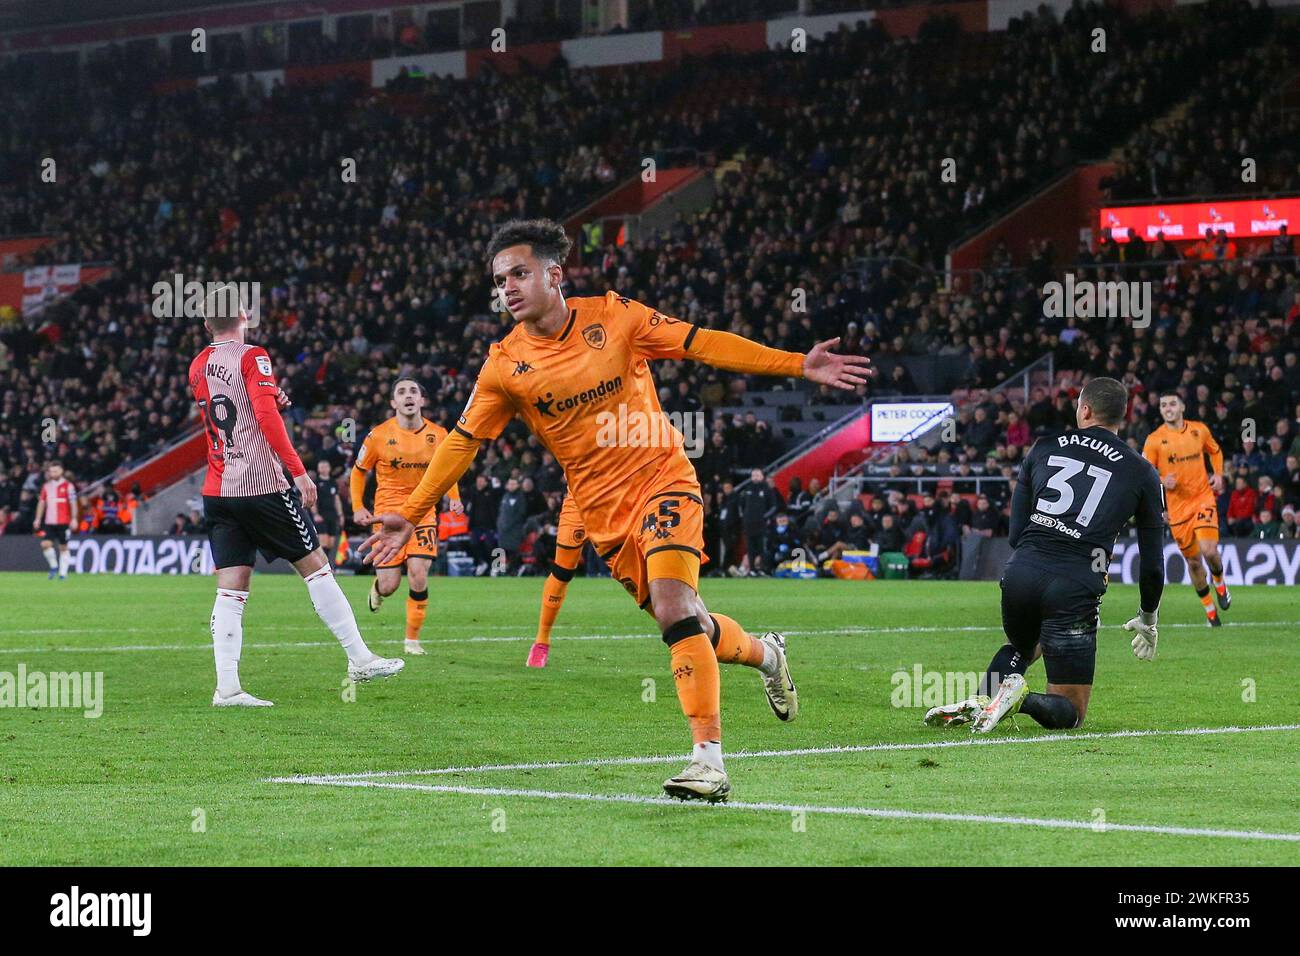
[924, 695, 990, 727]
[758, 631, 798, 722]
[347, 655, 405, 683]
[367, 581, 384, 613]
[662, 761, 731, 802]
[403, 639, 427, 656]
[971, 674, 1029, 734]
[212, 689, 274, 707]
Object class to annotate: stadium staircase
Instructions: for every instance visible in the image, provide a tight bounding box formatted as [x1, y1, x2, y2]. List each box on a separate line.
[564, 164, 712, 254]
[825, 352, 1056, 511]
[81, 425, 208, 519]
[129, 471, 207, 535]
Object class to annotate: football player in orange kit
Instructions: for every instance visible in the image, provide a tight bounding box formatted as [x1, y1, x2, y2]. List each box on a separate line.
[365, 218, 872, 801]
[526, 494, 585, 669]
[1142, 392, 1231, 626]
[351, 378, 462, 655]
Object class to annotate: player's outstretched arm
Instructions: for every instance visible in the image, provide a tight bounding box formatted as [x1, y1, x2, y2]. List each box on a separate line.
[1125, 469, 1167, 661]
[349, 465, 373, 525]
[1204, 428, 1225, 494]
[1007, 457, 1032, 547]
[362, 429, 481, 566]
[685, 328, 872, 390]
[243, 347, 312, 505]
[799, 337, 874, 390]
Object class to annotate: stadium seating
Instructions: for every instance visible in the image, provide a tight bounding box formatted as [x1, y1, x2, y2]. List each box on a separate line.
[2, 0, 1299, 566]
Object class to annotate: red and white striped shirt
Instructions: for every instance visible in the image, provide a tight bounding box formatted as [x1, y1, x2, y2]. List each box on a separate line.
[39, 478, 76, 525]
[188, 340, 306, 497]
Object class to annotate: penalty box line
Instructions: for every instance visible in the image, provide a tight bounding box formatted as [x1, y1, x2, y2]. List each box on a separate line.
[269, 778, 1300, 844]
[266, 723, 1300, 783]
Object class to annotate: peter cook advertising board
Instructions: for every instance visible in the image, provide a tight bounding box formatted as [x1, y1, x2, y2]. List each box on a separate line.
[1099, 197, 1300, 242]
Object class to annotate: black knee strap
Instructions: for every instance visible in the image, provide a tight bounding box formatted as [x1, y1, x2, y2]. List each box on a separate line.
[708, 615, 721, 649]
[662, 617, 705, 646]
[550, 564, 575, 583]
[408, 588, 428, 601]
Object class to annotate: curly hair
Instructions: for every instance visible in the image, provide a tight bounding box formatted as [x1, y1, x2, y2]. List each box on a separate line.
[484, 218, 573, 271]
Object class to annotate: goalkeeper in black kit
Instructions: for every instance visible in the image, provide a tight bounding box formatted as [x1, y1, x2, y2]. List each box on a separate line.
[924, 377, 1166, 732]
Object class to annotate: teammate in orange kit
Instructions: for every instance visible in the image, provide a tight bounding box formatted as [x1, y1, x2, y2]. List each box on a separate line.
[1142, 392, 1231, 626]
[526, 494, 585, 668]
[364, 219, 871, 800]
[351, 378, 462, 655]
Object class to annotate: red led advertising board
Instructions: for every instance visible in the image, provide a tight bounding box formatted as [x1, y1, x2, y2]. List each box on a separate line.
[1099, 197, 1299, 242]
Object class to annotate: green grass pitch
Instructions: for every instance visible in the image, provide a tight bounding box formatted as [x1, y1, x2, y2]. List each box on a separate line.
[1, 572, 1297, 865]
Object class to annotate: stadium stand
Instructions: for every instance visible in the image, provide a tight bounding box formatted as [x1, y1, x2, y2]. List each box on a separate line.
[1, 0, 1298, 577]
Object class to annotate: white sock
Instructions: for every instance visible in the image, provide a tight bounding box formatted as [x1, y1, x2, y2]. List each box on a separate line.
[694, 740, 724, 772]
[58, 550, 70, 577]
[43, 547, 58, 570]
[304, 567, 372, 663]
[211, 588, 248, 698]
[759, 640, 780, 677]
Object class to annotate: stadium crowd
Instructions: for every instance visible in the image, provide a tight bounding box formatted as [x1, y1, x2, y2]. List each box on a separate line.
[1, 1, 1299, 577]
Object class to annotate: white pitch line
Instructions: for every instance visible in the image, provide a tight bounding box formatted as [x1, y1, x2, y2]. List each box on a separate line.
[269, 778, 1300, 843]
[265, 723, 1300, 783]
[4, 619, 1298, 654]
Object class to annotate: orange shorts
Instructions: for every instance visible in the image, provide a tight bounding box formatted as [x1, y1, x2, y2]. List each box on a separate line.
[1170, 501, 1219, 559]
[602, 486, 704, 609]
[373, 508, 438, 568]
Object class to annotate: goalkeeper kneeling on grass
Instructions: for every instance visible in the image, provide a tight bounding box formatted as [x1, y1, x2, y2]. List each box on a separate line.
[922, 377, 1166, 733]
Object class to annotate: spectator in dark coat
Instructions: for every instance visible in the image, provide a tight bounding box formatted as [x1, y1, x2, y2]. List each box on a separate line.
[735, 468, 783, 575]
[875, 513, 906, 552]
[466, 474, 501, 572]
[495, 477, 529, 574]
[767, 512, 803, 568]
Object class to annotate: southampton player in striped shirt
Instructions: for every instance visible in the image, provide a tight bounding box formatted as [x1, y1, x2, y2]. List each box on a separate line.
[365, 219, 872, 800]
[189, 290, 404, 707]
[35, 461, 78, 580]
[350, 378, 463, 656]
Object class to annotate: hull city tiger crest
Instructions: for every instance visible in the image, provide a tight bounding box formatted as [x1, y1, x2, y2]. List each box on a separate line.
[582, 324, 607, 350]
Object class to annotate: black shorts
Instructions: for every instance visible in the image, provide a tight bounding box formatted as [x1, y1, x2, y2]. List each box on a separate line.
[999, 556, 1101, 685]
[40, 524, 70, 544]
[316, 518, 341, 537]
[204, 490, 320, 569]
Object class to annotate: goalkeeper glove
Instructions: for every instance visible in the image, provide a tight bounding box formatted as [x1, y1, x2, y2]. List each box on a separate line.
[1123, 610, 1158, 662]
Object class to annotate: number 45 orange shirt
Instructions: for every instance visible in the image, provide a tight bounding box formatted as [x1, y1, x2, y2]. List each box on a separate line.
[455, 292, 701, 554]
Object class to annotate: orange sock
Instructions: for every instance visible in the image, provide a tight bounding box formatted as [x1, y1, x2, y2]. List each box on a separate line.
[535, 569, 573, 645]
[1212, 572, 1226, 596]
[405, 588, 428, 640]
[668, 631, 721, 744]
[1197, 587, 1217, 619]
[710, 613, 766, 668]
